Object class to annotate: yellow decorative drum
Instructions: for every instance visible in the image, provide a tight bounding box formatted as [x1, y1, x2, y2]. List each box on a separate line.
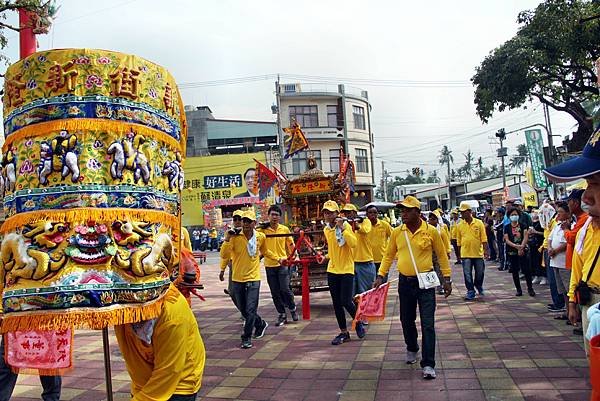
[0, 49, 186, 332]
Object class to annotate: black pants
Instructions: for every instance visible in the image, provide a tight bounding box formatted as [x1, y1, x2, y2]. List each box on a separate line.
[0, 337, 62, 401]
[529, 246, 545, 277]
[496, 233, 505, 269]
[266, 266, 296, 314]
[327, 273, 356, 331]
[398, 276, 437, 368]
[508, 253, 533, 293]
[230, 280, 264, 341]
[169, 393, 198, 401]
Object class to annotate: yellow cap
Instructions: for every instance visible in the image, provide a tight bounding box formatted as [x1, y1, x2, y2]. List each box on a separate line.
[341, 203, 358, 212]
[450, 208, 458, 215]
[431, 210, 441, 219]
[322, 200, 340, 212]
[242, 210, 256, 221]
[458, 201, 472, 212]
[233, 210, 244, 217]
[398, 196, 421, 210]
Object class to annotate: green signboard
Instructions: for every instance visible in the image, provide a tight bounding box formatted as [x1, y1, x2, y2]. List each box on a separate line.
[524, 129, 548, 188]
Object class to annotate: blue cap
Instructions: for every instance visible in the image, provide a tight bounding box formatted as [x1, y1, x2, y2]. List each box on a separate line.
[544, 128, 600, 181]
[564, 188, 585, 202]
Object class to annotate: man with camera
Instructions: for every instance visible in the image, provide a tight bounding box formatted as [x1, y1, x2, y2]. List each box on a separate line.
[374, 196, 451, 380]
[259, 205, 298, 326]
[341, 203, 375, 296]
[220, 210, 286, 349]
[544, 131, 600, 354]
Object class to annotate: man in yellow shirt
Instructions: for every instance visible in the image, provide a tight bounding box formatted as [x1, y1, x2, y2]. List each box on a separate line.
[259, 205, 298, 326]
[220, 210, 284, 349]
[366, 205, 393, 281]
[321, 200, 366, 345]
[374, 196, 451, 380]
[428, 210, 452, 295]
[208, 228, 218, 251]
[449, 209, 461, 265]
[115, 284, 206, 401]
[544, 130, 600, 353]
[341, 203, 375, 296]
[220, 210, 244, 312]
[456, 201, 489, 301]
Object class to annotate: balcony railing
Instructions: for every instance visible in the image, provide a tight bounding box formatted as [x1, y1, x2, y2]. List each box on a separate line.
[280, 83, 368, 100]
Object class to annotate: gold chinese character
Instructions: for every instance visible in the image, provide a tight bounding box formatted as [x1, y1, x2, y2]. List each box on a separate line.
[109, 67, 141, 99]
[6, 73, 26, 107]
[46, 61, 78, 92]
[163, 82, 175, 114]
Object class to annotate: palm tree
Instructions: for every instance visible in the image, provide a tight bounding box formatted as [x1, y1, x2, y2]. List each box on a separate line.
[463, 150, 474, 181]
[474, 156, 484, 178]
[489, 164, 499, 178]
[438, 145, 453, 183]
[509, 144, 529, 173]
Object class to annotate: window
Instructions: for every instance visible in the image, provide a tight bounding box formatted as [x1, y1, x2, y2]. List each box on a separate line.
[289, 105, 318, 128]
[353, 105, 365, 130]
[292, 150, 322, 175]
[327, 105, 338, 127]
[329, 149, 340, 173]
[356, 148, 369, 173]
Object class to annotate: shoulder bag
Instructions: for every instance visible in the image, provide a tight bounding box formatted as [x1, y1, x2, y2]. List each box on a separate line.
[404, 230, 440, 289]
[574, 246, 600, 306]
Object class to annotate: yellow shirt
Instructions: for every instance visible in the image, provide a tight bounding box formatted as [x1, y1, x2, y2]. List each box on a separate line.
[450, 219, 460, 240]
[456, 218, 488, 258]
[353, 218, 373, 263]
[568, 223, 600, 301]
[368, 219, 393, 263]
[436, 224, 452, 255]
[114, 285, 205, 401]
[259, 224, 294, 267]
[219, 230, 278, 282]
[379, 221, 451, 278]
[542, 218, 557, 249]
[181, 227, 193, 251]
[323, 221, 357, 275]
[209, 230, 217, 239]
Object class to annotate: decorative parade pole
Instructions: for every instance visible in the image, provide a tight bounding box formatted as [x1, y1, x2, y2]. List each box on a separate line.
[18, 8, 36, 59]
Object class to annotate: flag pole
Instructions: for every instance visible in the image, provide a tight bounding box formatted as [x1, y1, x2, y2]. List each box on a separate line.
[102, 327, 114, 401]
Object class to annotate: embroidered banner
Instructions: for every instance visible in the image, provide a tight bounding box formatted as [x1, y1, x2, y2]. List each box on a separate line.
[352, 282, 390, 329]
[5, 329, 73, 373]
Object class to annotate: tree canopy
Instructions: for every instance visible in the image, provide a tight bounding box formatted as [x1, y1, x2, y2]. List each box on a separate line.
[472, 0, 600, 152]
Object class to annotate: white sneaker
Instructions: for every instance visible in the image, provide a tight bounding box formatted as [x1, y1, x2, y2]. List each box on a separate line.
[406, 350, 418, 364]
[532, 276, 540, 284]
[423, 366, 436, 380]
[539, 278, 548, 285]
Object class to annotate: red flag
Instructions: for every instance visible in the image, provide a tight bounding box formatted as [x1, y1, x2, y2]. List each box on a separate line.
[273, 166, 288, 185]
[352, 282, 390, 329]
[254, 159, 278, 200]
[283, 120, 309, 159]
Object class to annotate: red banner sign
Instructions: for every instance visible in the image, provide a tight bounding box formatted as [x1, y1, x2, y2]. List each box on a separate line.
[5, 329, 73, 372]
[352, 282, 390, 329]
[289, 179, 333, 197]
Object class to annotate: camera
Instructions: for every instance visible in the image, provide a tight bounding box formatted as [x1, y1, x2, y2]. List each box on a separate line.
[228, 227, 242, 235]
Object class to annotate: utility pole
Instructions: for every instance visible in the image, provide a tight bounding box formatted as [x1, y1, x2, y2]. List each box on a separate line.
[496, 128, 508, 194]
[381, 160, 388, 202]
[543, 103, 554, 166]
[274, 74, 284, 172]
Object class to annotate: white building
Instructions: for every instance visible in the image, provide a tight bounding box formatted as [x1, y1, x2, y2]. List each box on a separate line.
[276, 82, 375, 203]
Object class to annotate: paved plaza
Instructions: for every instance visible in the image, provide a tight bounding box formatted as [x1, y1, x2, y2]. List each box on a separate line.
[10, 253, 591, 401]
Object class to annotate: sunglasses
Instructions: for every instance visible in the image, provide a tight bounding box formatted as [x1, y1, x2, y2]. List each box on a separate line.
[233, 216, 242, 221]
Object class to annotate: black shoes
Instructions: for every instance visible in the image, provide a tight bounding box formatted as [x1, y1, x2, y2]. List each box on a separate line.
[528, 288, 536, 297]
[290, 308, 299, 322]
[331, 332, 351, 345]
[276, 314, 287, 327]
[253, 321, 269, 339]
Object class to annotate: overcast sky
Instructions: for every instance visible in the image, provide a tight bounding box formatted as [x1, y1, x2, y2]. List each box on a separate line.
[2, 0, 577, 181]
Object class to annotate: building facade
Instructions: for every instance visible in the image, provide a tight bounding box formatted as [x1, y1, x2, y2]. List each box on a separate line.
[277, 83, 375, 203]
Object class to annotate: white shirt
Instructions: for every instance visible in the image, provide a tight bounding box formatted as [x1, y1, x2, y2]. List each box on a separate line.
[549, 224, 567, 269]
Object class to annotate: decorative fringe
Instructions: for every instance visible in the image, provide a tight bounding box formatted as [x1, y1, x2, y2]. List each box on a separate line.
[0, 207, 179, 233]
[0, 297, 165, 333]
[11, 366, 74, 377]
[3, 118, 183, 154]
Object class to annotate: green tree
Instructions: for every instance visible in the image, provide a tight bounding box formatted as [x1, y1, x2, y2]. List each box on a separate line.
[509, 144, 529, 173]
[462, 150, 474, 180]
[438, 145, 453, 183]
[472, 0, 600, 151]
[474, 156, 484, 177]
[0, 1, 57, 68]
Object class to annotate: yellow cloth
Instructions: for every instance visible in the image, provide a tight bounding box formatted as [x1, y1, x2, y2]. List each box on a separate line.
[219, 230, 278, 282]
[259, 224, 294, 267]
[114, 285, 205, 401]
[209, 230, 217, 239]
[568, 223, 600, 301]
[542, 218, 557, 249]
[323, 221, 357, 274]
[449, 219, 459, 240]
[378, 221, 451, 278]
[368, 219, 393, 263]
[456, 218, 488, 258]
[181, 227, 193, 251]
[438, 224, 452, 255]
[353, 218, 373, 263]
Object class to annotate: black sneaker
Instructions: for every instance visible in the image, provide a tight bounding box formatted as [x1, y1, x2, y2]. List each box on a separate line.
[241, 339, 252, 349]
[290, 308, 299, 322]
[548, 305, 566, 312]
[254, 320, 269, 339]
[528, 288, 536, 297]
[355, 321, 366, 339]
[573, 327, 583, 335]
[331, 332, 350, 345]
[515, 291, 523, 297]
[276, 314, 287, 327]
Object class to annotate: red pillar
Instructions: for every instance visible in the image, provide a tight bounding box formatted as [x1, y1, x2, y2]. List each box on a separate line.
[19, 9, 37, 59]
[301, 259, 310, 320]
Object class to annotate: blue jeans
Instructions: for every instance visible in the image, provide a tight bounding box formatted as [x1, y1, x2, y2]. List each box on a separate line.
[0, 337, 61, 401]
[354, 261, 377, 295]
[398, 275, 437, 368]
[545, 250, 565, 309]
[230, 280, 264, 341]
[462, 258, 485, 297]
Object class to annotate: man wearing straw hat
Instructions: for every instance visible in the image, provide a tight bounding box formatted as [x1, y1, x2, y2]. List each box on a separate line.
[374, 196, 451, 380]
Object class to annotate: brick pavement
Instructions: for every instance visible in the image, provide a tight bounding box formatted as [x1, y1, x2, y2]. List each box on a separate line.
[10, 253, 591, 401]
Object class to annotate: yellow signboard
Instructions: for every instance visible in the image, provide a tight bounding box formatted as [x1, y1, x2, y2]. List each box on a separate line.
[182, 152, 267, 226]
[523, 191, 538, 208]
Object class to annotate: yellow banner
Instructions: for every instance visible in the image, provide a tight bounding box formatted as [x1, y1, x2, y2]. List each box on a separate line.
[523, 191, 538, 208]
[182, 152, 267, 226]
